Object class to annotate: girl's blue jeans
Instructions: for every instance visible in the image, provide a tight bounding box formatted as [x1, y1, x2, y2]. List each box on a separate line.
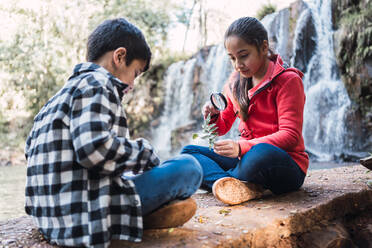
[125, 154, 202, 216]
[181, 143, 305, 195]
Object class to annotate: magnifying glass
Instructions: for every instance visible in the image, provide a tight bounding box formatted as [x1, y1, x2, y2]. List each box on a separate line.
[210, 92, 227, 111]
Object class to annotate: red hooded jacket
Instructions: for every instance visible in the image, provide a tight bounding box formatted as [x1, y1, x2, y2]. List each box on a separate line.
[214, 55, 309, 173]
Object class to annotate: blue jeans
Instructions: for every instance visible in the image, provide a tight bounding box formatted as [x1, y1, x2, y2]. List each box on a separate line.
[127, 154, 202, 216]
[181, 143, 305, 195]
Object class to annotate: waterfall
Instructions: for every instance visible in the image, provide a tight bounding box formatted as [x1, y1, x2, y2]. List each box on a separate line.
[200, 44, 232, 93]
[301, 0, 351, 160]
[262, 9, 290, 61]
[152, 0, 358, 161]
[152, 59, 197, 158]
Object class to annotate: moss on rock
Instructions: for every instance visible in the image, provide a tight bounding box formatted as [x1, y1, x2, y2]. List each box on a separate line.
[333, 0, 372, 148]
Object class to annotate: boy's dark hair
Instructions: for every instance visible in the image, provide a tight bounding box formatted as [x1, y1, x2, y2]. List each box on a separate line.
[87, 18, 151, 72]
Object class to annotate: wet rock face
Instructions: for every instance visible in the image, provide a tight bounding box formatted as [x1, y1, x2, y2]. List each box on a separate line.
[290, 8, 317, 74]
[170, 121, 198, 153]
[332, 0, 372, 149]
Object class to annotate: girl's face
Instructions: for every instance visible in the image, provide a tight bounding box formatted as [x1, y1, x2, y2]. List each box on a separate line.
[225, 35, 268, 78]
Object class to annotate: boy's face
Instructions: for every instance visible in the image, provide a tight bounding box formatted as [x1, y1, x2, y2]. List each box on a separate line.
[111, 47, 146, 92]
[114, 59, 146, 92]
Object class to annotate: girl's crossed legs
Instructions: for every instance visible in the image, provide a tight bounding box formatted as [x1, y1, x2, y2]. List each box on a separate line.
[181, 143, 305, 195]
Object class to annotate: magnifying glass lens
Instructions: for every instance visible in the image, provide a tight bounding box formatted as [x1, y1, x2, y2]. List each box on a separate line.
[210, 93, 227, 111]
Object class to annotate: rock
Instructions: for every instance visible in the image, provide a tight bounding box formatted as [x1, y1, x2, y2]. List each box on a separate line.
[300, 221, 356, 248]
[360, 155, 372, 170]
[1, 165, 371, 247]
[290, 6, 317, 75]
[170, 121, 199, 152]
[332, 0, 372, 150]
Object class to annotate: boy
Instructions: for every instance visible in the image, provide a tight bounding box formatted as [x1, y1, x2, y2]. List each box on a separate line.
[25, 18, 202, 248]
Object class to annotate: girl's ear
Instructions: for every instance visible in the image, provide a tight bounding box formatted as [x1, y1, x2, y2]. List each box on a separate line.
[261, 40, 269, 56]
[113, 47, 127, 66]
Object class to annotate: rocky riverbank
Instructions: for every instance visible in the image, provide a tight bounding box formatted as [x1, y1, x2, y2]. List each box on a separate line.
[1, 164, 371, 248]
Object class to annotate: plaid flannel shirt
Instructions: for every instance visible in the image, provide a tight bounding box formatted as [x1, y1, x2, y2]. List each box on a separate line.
[25, 62, 160, 248]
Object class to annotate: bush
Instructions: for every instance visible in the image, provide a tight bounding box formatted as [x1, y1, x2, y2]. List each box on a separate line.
[0, 0, 174, 117]
[257, 3, 277, 20]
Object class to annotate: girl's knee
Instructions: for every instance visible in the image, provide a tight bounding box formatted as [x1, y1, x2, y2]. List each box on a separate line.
[250, 143, 278, 153]
[243, 143, 285, 165]
[180, 145, 204, 154]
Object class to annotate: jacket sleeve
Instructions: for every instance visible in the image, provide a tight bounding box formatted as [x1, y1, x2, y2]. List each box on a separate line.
[70, 84, 160, 177]
[213, 94, 237, 136]
[238, 75, 305, 155]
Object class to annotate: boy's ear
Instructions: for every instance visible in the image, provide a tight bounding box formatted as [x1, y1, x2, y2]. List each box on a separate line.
[113, 47, 127, 66]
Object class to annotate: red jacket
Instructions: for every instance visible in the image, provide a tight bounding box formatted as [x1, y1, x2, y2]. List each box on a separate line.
[214, 55, 309, 173]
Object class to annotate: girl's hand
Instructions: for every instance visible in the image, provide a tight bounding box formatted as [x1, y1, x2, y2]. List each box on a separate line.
[213, 139, 240, 158]
[202, 101, 220, 119]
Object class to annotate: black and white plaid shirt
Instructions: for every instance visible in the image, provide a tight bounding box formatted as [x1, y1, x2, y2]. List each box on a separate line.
[25, 62, 160, 248]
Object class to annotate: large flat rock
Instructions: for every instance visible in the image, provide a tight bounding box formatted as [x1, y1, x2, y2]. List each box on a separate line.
[1, 165, 371, 248]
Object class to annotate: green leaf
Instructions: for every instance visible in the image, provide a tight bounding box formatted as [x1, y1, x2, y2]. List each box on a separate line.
[210, 126, 218, 133]
[208, 123, 216, 128]
[192, 133, 199, 139]
[206, 113, 211, 123]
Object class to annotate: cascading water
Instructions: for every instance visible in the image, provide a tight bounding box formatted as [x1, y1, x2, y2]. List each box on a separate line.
[152, 0, 357, 161]
[262, 8, 290, 61]
[200, 44, 232, 93]
[300, 0, 351, 160]
[152, 59, 197, 158]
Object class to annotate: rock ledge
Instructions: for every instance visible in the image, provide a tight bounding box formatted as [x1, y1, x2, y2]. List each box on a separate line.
[1, 165, 371, 248]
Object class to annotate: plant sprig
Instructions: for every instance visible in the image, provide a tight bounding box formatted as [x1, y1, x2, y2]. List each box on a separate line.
[192, 113, 218, 149]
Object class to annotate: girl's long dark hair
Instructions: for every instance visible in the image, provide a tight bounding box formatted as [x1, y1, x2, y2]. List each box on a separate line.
[225, 17, 273, 121]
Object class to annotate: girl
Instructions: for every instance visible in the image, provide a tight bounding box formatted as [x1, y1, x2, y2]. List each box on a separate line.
[181, 17, 309, 205]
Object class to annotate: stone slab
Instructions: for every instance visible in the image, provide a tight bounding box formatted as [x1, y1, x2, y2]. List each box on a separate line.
[1, 164, 371, 248]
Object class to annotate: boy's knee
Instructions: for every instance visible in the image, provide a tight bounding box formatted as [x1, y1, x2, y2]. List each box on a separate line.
[177, 154, 203, 185]
[178, 154, 202, 175]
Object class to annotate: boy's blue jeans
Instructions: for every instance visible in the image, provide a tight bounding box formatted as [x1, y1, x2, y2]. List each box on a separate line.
[128, 154, 202, 216]
[181, 143, 305, 195]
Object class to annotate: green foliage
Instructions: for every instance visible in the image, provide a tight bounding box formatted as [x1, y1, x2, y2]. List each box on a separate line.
[96, 0, 171, 53]
[0, 0, 175, 143]
[0, 0, 173, 115]
[192, 113, 218, 149]
[339, 3, 372, 66]
[256, 3, 276, 20]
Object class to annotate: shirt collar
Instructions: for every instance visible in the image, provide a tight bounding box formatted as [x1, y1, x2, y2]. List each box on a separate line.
[69, 62, 129, 99]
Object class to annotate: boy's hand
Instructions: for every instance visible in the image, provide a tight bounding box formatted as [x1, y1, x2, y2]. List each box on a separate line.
[213, 139, 240, 158]
[202, 101, 220, 119]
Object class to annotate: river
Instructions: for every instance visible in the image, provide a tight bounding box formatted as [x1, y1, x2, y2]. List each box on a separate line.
[0, 165, 26, 221]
